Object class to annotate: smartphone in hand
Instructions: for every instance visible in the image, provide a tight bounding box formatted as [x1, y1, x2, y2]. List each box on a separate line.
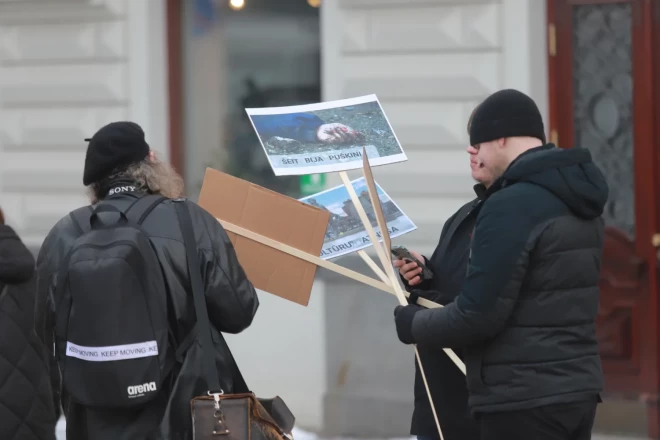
[391, 246, 433, 281]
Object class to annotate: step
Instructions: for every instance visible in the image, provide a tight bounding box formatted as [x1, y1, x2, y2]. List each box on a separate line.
[593, 398, 648, 438]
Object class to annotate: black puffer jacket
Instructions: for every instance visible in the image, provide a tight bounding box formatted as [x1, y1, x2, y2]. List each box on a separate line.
[410, 144, 608, 413]
[404, 188, 484, 439]
[0, 225, 57, 440]
[34, 189, 259, 440]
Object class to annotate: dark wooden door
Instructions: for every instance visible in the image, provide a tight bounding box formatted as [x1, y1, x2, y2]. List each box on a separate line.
[548, 0, 660, 437]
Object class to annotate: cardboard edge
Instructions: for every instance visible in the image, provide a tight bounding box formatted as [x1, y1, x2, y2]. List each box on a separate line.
[199, 168, 331, 307]
[296, 208, 332, 307]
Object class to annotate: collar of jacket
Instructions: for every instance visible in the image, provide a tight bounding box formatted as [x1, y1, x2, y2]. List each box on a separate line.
[482, 143, 556, 199]
[101, 179, 144, 199]
[473, 183, 487, 199]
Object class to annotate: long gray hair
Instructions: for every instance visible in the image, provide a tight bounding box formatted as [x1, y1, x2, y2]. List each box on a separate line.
[86, 155, 185, 204]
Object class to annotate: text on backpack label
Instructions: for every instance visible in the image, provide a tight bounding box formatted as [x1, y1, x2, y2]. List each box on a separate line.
[66, 340, 159, 362]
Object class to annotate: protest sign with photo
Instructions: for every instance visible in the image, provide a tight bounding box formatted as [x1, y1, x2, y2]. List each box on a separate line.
[246, 95, 407, 176]
[299, 177, 416, 260]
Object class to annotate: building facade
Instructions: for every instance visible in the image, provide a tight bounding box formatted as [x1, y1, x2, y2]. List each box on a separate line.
[0, 0, 170, 248]
[1, 0, 656, 438]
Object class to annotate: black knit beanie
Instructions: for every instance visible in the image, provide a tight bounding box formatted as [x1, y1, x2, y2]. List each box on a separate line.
[469, 89, 546, 146]
[83, 121, 150, 185]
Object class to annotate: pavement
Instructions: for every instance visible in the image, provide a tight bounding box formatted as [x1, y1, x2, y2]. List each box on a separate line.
[593, 437, 648, 440]
[55, 418, 648, 440]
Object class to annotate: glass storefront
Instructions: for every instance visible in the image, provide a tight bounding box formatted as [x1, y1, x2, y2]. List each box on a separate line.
[181, 0, 321, 198]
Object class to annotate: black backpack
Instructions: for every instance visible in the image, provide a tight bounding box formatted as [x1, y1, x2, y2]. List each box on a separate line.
[54, 195, 175, 409]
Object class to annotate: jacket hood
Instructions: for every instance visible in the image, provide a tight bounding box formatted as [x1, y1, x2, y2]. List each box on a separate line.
[500, 144, 609, 219]
[0, 225, 35, 284]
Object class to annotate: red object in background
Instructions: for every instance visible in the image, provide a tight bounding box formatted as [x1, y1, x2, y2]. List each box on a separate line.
[548, 0, 660, 437]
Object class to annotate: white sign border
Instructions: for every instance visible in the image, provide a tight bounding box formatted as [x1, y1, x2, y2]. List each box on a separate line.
[246, 94, 408, 176]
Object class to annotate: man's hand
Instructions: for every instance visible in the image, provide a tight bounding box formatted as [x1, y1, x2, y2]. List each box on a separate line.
[394, 304, 423, 344]
[393, 250, 425, 286]
[316, 123, 365, 144]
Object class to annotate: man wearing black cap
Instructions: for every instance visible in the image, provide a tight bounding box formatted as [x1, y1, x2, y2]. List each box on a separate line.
[393, 89, 609, 439]
[392, 107, 493, 440]
[34, 121, 260, 440]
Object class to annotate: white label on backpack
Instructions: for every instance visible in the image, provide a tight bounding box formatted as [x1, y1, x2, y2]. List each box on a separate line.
[127, 381, 158, 399]
[65, 340, 159, 362]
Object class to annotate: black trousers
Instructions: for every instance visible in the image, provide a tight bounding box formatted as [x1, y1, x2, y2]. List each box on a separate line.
[478, 399, 598, 440]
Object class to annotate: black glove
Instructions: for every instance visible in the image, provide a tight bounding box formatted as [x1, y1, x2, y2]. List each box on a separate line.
[394, 304, 423, 345]
[407, 290, 422, 305]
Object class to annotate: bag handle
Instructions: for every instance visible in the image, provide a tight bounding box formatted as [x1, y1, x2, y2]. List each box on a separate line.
[89, 204, 128, 229]
[173, 199, 223, 396]
[173, 199, 252, 398]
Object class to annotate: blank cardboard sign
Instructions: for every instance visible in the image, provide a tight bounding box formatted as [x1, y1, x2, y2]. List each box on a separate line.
[197, 168, 330, 306]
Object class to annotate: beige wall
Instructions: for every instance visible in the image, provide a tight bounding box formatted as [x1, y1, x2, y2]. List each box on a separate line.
[224, 283, 329, 432]
[0, 0, 170, 248]
[321, 0, 548, 258]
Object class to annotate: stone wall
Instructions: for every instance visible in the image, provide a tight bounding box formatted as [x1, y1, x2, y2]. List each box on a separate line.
[0, 0, 169, 248]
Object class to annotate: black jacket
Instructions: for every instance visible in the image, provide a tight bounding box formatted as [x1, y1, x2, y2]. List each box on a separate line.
[405, 187, 484, 439]
[34, 190, 260, 440]
[0, 225, 57, 440]
[410, 144, 608, 413]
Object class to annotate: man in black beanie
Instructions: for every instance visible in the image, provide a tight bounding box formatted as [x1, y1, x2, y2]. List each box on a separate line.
[393, 89, 609, 440]
[34, 121, 260, 440]
[393, 106, 494, 440]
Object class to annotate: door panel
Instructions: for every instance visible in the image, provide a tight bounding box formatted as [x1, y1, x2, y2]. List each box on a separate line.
[569, 1, 643, 380]
[572, 3, 635, 238]
[548, 0, 660, 436]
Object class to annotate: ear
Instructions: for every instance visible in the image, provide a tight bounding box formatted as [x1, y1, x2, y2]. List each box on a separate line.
[147, 150, 156, 161]
[497, 138, 507, 148]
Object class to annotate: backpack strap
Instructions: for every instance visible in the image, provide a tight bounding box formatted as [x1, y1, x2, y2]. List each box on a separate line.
[68, 195, 165, 234]
[124, 194, 168, 225]
[173, 198, 224, 395]
[69, 206, 94, 235]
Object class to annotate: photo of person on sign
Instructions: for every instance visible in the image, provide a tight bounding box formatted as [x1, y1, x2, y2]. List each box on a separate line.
[251, 112, 366, 145]
[246, 95, 408, 176]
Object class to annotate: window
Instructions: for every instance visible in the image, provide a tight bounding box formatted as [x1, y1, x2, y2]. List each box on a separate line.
[181, 0, 321, 198]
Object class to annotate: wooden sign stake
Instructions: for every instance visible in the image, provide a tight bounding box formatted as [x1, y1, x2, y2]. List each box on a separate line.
[326, 150, 471, 440]
[339, 162, 453, 440]
[216, 218, 441, 309]
[356, 152, 466, 378]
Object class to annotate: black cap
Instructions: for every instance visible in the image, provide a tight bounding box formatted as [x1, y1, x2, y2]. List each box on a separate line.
[469, 89, 546, 146]
[83, 121, 150, 185]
